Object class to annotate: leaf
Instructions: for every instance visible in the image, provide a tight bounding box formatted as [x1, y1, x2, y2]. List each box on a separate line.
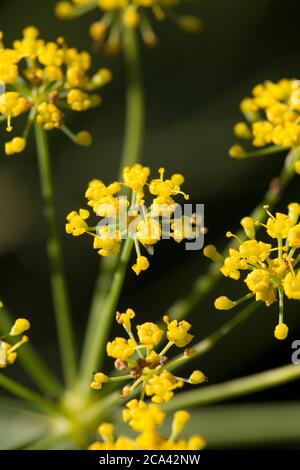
[0, 397, 50, 450]
[183, 402, 300, 448]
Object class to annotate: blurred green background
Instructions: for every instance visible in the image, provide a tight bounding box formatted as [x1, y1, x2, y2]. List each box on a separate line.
[1, 0, 300, 449]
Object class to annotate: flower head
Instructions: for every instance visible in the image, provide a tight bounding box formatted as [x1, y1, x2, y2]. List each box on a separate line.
[89, 403, 206, 450]
[66, 165, 199, 275]
[0, 302, 30, 368]
[164, 316, 193, 347]
[0, 27, 112, 155]
[90, 307, 206, 403]
[56, 0, 202, 50]
[206, 204, 300, 340]
[229, 79, 300, 172]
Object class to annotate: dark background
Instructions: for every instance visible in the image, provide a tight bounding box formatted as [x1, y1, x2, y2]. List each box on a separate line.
[1, 0, 300, 448]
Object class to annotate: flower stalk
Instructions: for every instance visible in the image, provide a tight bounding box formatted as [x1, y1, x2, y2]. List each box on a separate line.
[78, 238, 134, 393]
[0, 373, 57, 415]
[163, 363, 300, 411]
[79, 26, 145, 383]
[35, 123, 77, 388]
[167, 147, 300, 322]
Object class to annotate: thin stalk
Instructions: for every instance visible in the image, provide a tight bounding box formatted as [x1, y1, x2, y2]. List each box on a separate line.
[188, 301, 260, 361]
[162, 363, 300, 411]
[25, 431, 70, 450]
[34, 123, 77, 388]
[80, 26, 145, 379]
[0, 373, 57, 415]
[0, 307, 62, 397]
[120, 26, 145, 169]
[78, 238, 134, 394]
[25, 362, 300, 449]
[167, 147, 300, 321]
[167, 303, 259, 377]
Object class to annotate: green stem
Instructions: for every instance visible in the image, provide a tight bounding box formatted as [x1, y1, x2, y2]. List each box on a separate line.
[34, 123, 77, 388]
[167, 147, 300, 321]
[0, 373, 57, 415]
[166, 302, 259, 373]
[79, 26, 144, 380]
[0, 307, 62, 397]
[190, 301, 259, 360]
[120, 26, 145, 169]
[78, 238, 134, 394]
[25, 431, 70, 450]
[162, 364, 300, 411]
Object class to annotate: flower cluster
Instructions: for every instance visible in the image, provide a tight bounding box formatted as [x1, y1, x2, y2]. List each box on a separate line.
[0, 27, 112, 155]
[90, 308, 206, 402]
[89, 401, 206, 450]
[229, 78, 300, 173]
[0, 301, 30, 368]
[204, 203, 300, 340]
[66, 164, 200, 275]
[55, 0, 202, 51]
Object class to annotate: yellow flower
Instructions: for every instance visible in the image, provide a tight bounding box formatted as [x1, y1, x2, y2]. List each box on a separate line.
[91, 308, 205, 402]
[0, 304, 30, 368]
[288, 224, 300, 247]
[149, 168, 188, 207]
[229, 78, 300, 166]
[10, 319, 30, 336]
[93, 227, 121, 257]
[0, 92, 29, 132]
[90, 372, 109, 390]
[123, 164, 150, 203]
[0, 336, 29, 369]
[145, 370, 184, 403]
[116, 308, 136, 330]
[214, 203, 300, 339]
[56, 0, 202, 49]
[252, 121, 274, 147]
[266, 212, 293, 239]
[36, 102, 63, 130]
[67, 165, 195, 275]
[189, 370, 207, 384]
[283, 272, 300, 300]
[5, 137, 26, 156]
[106, 337, 137, 361]
[233, 121, 252, 139]
[203, 244, 223, 263]
[220, 250, 247, 280]
[245, 269, 271, 294]
[229, 144, 247, 159]
[136, 219, 162, 245]
[89, 422, 136, 450]
[239, 240, 271, 264]
[274, 323, 289, 340]
[89, 406, 206, 450]
[0, 27, 111, 154]
[132, 255, 149, 275]
[123, 399, 165, 431]
[85, 179, 121, 209]
[164, 317, 193, 347]
[65, 209, 89, 236]
[67, 89, 93, 111]
[0, 48, 21, 84]
[214, 296, 235, 310]
[137, 322, 163, 348]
